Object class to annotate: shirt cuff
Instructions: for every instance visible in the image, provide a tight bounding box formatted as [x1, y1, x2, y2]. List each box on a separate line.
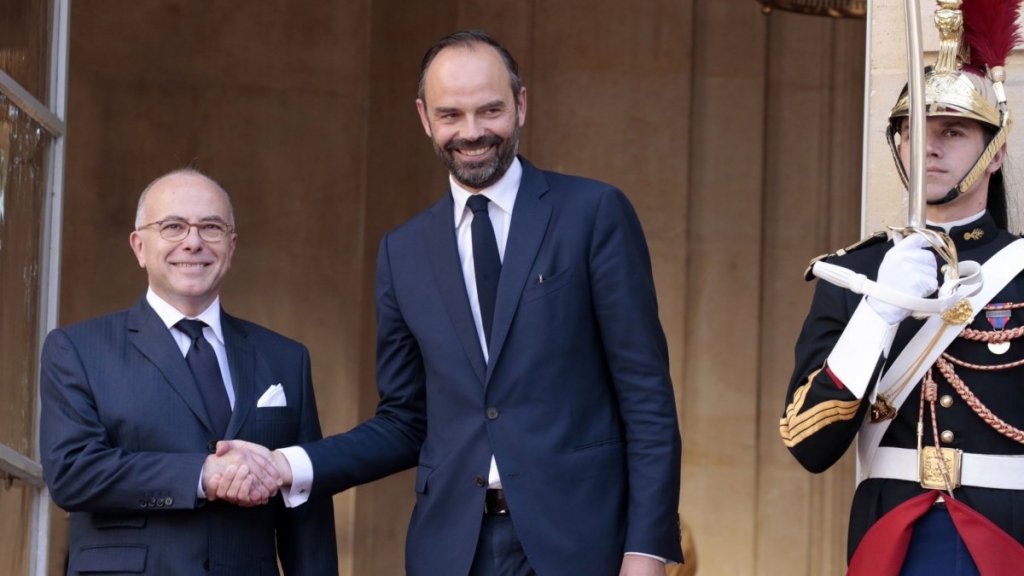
[277, 446, 314, 508]
[624, 552, 670, 564]
[197, 467, 206, 499]
[826, 299, 899, 399]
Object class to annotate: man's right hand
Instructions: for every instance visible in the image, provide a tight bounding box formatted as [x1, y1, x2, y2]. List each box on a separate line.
[203, 440, 283, 506]
[867, 233, 939, 324]
[207, 440, 293, 505]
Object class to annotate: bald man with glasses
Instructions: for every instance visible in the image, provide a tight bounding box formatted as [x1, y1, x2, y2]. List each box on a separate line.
[39, 168, 337, 576]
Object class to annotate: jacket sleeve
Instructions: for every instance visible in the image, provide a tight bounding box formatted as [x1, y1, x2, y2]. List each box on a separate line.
[779, 272, 888, 473]
[39, 328, 207, 513]
[589, 187, 683, 562]
[301, 233, 427, 499]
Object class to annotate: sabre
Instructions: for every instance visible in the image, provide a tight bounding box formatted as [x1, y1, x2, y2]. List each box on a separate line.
[903, 0, 927, 229]
[807, 0, 985, 318]
[891, 1, 965, 285]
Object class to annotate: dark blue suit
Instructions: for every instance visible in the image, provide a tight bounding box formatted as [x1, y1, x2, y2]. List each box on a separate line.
[40, 298, 337, 575]
[302, 158, 682, 576]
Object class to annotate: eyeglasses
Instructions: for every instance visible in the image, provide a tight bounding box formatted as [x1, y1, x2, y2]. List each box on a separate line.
[137, 218, 234, 242]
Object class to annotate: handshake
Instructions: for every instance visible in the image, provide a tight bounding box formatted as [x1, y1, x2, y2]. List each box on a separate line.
[201, 440, 293, 507]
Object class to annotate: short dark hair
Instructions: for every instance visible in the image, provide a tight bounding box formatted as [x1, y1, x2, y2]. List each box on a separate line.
[417, 29, 522, 104]
[987, 168, 1008, 230]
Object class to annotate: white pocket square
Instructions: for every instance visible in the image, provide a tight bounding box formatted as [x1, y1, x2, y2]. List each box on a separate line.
[257, 384, 287, 407]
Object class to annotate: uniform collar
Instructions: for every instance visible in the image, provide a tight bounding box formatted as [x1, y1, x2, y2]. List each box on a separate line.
[928, 210, 999, 252]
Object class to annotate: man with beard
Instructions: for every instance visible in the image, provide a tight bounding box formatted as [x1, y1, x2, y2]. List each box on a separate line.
[214, 29, 683, 576]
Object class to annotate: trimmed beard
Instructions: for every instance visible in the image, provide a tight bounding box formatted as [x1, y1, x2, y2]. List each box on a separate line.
[433, 121, 520, 190]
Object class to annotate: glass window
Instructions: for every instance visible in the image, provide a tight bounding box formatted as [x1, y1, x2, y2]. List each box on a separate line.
[0, 94, 50, 458]
[0, 0, 53, 103]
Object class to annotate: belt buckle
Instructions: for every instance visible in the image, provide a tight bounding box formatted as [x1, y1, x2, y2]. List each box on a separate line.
[484, 489, 509, 515]
[919, 446, 963, 490]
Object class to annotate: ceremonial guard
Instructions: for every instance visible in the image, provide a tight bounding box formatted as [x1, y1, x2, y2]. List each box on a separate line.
[780, 1, 1024, 574]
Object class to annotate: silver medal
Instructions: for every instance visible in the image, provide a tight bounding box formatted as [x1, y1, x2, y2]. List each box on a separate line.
[985, 308, 1012, 355]
[988, 341, 1010, 355]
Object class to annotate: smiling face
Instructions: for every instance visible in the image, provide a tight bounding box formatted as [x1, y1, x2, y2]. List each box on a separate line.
[416, 43, 527, 192]
[129, 173, 237, 316]
[898, 115, 1004, 221]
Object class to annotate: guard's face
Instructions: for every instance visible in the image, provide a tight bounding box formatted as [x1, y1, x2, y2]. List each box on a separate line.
[416, 44, 527, 192]
[897, 116, 1002, 205]
[129, 174, 237, 316]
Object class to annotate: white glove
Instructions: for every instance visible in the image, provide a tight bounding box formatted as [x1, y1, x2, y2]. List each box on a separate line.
[866, 233, 938, 324]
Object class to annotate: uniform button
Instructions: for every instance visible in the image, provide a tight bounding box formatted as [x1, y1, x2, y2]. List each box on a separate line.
[475, 475, 486, 487]
[486, 407, 499, 420]
[940, 395, 954, 408]
[164, 497, 174, 506]
[148, 497, 157, 507]
[207, 440, 217, 453]
[139, 498, 148, 508]
[940, 430, 955, 443]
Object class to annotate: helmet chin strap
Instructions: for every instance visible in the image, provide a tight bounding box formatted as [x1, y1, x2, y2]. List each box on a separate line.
[927, 186, 962, 206]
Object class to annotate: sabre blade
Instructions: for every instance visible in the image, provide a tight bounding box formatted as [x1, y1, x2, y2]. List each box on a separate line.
[904, 0, 928, 229]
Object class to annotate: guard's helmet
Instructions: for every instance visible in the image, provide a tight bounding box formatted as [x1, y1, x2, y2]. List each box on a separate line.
[885, 0, 1016, 205]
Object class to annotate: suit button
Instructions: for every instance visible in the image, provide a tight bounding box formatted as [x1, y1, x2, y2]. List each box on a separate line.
[207, 440, 217, 453]
[164, 497, 174, 506]
[475, 475, 486, 487]
[486, 407, 499, 420]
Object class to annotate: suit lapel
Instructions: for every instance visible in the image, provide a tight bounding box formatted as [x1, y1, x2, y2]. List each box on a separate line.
[423, 193, 488, 384]
[488, 160, 552, 379]
[127, 298, 216, 435]
[222, 312, 256, 439]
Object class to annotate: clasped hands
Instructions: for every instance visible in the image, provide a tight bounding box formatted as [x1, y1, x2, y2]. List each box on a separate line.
[202, 440, 292, 507]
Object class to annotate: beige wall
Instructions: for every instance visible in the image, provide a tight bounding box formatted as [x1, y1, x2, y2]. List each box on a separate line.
[51, 2, 867, 575]
[58, 0, 373, 570]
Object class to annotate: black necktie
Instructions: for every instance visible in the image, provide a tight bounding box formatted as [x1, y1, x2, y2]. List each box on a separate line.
[467, 194, 501, 346]
[175, 319, 231, 437]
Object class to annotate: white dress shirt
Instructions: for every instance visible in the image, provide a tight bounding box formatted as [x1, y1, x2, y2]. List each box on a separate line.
[146, 289, 236, 409]
[146, 289, 236, 499]
[449, 158, 521, 488]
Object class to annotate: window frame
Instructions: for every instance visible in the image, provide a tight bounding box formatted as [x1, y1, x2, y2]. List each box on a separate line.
[0, 1, 70, 574]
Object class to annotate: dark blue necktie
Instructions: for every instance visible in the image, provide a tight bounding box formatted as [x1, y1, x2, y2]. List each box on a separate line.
[467, 194, 501, 346]
[175, 319, 231, 437]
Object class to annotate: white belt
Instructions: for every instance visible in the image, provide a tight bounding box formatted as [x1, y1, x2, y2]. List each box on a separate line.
[869, 446, 1024, 490]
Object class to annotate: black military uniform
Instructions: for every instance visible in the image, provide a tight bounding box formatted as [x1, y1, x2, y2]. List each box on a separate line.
[781, 211, 1024, 560]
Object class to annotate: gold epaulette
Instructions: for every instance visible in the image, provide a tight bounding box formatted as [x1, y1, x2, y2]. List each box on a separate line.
[803, 231, 890, 281]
